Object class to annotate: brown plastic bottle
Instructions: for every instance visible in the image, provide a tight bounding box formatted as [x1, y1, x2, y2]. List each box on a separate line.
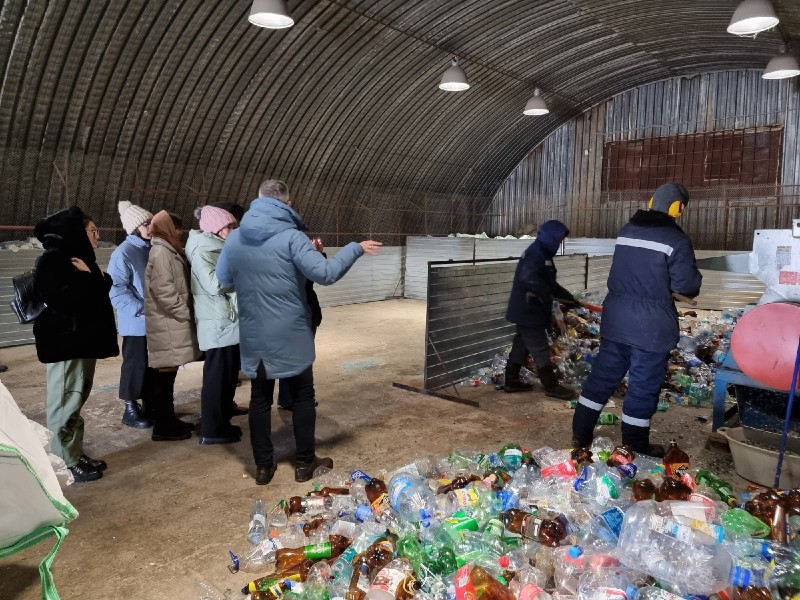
[570, 447, 593, 465]
[275, 534, 350, 571]
[470, 565, 516, 600]
[500, 509, 568, 547]
[244, 559, 314, 594]
[772, 502, 788, 544]
[606, 445, 636, 467]
[365, 478, 390, 515]
[436, 474, 480, 495]
[663, 440, 690, 479]
[302, 516, 327, 536]
[346, 561, 368, 600]
[657, 476, 692, 501]
[633, 478, 657, 502]
[286, 495, 333, 515]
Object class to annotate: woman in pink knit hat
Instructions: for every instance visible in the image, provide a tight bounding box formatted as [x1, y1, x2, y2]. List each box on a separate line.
[185, 206, 242, 444]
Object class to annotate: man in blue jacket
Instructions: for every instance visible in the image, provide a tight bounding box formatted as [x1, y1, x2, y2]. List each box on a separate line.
[504, 220, 579, 401]
[572, 182, 702, 457]
[217, 179, 381, 485]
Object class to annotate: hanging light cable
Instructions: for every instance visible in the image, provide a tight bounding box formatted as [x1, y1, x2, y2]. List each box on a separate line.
[249, 0, 294, 29]
[439, 58, 470, 91]
[727, 0, 779, 36]
[523, 89, 549, 116]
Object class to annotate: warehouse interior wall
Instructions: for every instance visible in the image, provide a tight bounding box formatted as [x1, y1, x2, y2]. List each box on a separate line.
[484, 71, 800, 250]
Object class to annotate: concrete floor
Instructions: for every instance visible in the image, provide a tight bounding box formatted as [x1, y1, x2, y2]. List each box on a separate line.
[0, 298, 739, 600]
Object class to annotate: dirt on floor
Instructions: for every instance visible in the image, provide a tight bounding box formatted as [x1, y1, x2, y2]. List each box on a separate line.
[0, 298, 743, 600]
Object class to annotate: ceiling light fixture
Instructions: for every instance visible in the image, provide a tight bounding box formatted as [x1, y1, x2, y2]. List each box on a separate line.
[727, 0, 779, 37]
[523, 89, 549, 116]
[249, 0, 294, 29]
[439, 58, 470, 91]
[763, 51, 800, 79]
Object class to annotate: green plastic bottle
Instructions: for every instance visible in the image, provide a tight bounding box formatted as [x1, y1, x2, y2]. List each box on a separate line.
[695, 469, 739, 508]
[721, 507, 771, 538]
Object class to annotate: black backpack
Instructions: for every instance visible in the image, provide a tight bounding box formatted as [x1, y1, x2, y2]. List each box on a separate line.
[10, 269, 45, 324]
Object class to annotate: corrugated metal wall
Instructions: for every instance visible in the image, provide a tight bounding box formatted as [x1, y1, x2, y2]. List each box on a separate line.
[0, 246, 403, 348]
[424, 255, 588, 391]
[484, 70, 800, 249]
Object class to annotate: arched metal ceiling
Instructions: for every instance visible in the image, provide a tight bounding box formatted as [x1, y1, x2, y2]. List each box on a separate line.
[0, 1, 798, 237]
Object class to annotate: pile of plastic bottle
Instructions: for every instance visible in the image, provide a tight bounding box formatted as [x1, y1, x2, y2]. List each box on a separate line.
[461, 302, 744, 411]
[199, 440, 800, 600]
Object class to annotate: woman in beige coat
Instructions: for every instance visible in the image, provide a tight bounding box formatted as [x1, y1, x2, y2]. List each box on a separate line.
[145, 210, 200, 441]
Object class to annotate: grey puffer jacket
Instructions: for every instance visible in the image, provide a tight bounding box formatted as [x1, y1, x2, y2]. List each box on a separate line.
[185, 230, 239, 352]
[144, 237, 201, 368]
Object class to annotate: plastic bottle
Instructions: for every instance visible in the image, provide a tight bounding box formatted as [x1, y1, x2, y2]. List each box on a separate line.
[234, 536, 285, 573]
[663, 440, 690, 479]
[500, 509, 568, 547]
[721, 508, 771, 539]
[695, 470, 738, 508]
[249, 499, 268, 544]
[365, 558, 419, 600]
[575, 567, 632, 600]
[275, 534, 351, 571]
[617, 500, 733, 595]
[633, 479, 657, 502]
[286, 495, 335, 516]
[388, 473, 436, 525]
[436, 475, 481, 495]
[198, 580, 237, 600]
[454, 564, 515, 600]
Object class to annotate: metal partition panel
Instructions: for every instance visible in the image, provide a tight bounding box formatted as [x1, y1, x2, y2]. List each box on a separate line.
[315, 246, 404, 307]
[404, 237, 475, 299]
[0, 248, 114, 348]
[474, 239, 531, 260]
[424, 255, 590, 390]
[565, 238, 617, 256]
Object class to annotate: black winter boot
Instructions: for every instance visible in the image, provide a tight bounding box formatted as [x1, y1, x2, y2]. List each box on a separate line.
[152, 371, 192, 442]
[538, 364, 578, 400]
[621, 421, 665, 458]
[503, 361, 533, 393]
[572, 400, 602, 449]
[122, 400, 152, 428]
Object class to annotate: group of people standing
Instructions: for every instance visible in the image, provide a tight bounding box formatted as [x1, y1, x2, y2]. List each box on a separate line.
[32, 178, 380, 484]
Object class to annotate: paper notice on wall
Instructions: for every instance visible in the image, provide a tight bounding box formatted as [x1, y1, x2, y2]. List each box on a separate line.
[777, 246, 792, 269]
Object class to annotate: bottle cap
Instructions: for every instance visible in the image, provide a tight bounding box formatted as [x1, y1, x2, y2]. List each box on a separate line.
[498, 555, 510, 568]
[568, 545, 583, 559]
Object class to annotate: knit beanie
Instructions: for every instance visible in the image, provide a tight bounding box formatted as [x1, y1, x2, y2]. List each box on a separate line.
[118, 201, 153, 234]
[199, 205, 237, 235]
[650, 182, 689, 214]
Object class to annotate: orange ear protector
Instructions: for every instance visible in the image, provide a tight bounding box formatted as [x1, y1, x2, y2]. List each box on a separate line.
[648, 197, 685, 218]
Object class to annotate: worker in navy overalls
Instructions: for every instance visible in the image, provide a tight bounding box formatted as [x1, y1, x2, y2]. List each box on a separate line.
[504, 220, 579, 400]
[572, 183, 702, 457]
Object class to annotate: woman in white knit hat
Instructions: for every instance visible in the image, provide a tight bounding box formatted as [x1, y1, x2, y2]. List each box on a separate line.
[107, 201, 156, 428]
[186, 206, 242, 444]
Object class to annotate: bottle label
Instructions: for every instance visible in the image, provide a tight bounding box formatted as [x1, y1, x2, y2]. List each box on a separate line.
[665, 461, 690, 478]
[350, 469, 371, 482]
[595, 474, 620, 505]
[541, 460, 577, 478]
[251, 514, 267, 529]
[454, 565, 476, 600]
[609, 447, 634, 465]
[303, 497, 328, 512]
[370, 567, 406, 598]
[371, 492, 389, 515]
[521, 514, 544, 540]
[650, 516, 693, 544]
[355, 504, 373, 522]
[389, 476, 414, 510]
[599, 507, 625, 538]
[592, 587, 628, 600]
[304, 542, 333, 560]
[616, 463, 637, 479]
[453, 487, 480, 508]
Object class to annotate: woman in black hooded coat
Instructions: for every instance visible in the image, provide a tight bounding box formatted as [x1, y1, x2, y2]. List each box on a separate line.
[33, 206, 119, 482]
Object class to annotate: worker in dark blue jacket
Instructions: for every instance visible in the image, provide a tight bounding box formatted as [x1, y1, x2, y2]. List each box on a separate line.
[572, 182, 702, 457]
[504, 220, 579, 400]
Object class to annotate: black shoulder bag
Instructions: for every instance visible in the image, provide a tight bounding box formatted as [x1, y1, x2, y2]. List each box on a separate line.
[10, 269, 46, 324]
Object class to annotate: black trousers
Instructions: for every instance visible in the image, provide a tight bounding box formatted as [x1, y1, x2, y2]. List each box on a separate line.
[119, 336, 156, 404]
[249, 362, 316, 467]
[200, 344, 241, 437]
[508, 325, 552, 369]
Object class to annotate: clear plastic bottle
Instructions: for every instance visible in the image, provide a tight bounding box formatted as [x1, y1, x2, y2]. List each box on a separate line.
[388, 473, 436, 525]
[575, 567, 632, 600]
[248, 499, 267, 544]
[617, 500, 733, 595]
